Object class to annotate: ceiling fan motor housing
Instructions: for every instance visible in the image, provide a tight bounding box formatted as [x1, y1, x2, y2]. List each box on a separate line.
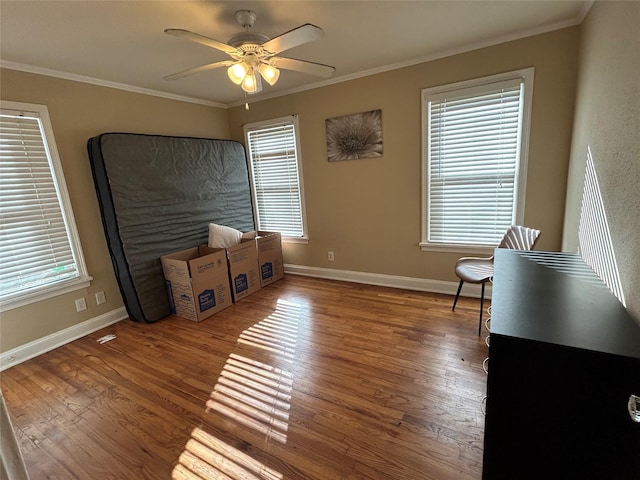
[228, 32, 270, 49]
[229, 10, 271, 52]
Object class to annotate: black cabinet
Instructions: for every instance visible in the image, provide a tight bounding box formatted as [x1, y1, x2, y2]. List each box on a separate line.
[482, 250, 640, 479]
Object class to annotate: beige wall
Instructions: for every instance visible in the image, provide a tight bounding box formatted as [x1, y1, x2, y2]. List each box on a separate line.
[563, 1, 640, 321]
[228, 27, 580, 280]
[0, 69, 230, 351]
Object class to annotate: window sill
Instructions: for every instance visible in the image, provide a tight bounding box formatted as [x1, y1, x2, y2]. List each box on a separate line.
[419, 242, 496, 255]
[283, 236, 309, 245]
[0, 275, 93, 312]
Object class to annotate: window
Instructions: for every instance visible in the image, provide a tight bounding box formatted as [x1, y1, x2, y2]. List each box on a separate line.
[0, 101, 91, 310]
[421, 68, 534, 251]
[244, 115, 307, 240]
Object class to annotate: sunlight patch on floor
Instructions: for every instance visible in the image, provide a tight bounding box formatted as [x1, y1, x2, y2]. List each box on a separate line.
[173, 427, 284, 480]
[172, 298, 303, 479]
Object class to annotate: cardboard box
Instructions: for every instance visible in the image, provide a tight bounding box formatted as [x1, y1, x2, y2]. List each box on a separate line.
[225, 237, 261, 302]
[161, 246, 232, 322]
[255, 231, 284, 287]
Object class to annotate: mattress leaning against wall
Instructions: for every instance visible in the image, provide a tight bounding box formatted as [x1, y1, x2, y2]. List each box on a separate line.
[87, 133, 255, 323]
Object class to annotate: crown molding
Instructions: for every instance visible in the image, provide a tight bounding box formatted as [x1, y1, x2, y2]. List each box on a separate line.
[0, 60, 226, 109]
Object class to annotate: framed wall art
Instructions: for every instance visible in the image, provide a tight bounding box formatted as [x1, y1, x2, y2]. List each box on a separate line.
[325, 109, 383, 162]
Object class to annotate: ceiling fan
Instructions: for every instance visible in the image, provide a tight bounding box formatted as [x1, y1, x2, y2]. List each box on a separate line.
[164, 10, 335, 94]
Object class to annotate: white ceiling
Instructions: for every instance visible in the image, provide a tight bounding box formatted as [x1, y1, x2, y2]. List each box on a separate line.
[0, 1, 591, 108]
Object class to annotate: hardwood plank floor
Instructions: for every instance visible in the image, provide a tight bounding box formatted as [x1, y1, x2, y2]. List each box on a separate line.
[1, 275, 489, 479]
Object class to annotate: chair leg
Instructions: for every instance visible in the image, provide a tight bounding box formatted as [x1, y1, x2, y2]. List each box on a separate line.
[452, 280, 464, 311]
[478, 282, 485, 336]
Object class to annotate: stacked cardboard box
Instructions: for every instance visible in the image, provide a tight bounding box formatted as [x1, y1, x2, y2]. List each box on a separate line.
[160, 228, 285, 321]
[160, 246, 232, 322]
[255, 231, 284, 287]
[225, 237, 261, 302]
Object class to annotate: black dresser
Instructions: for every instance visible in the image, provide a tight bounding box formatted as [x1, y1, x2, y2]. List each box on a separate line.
[482, 250, 640, 479]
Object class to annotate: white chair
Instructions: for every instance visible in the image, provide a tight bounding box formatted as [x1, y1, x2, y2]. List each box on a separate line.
[452, 225, 541, 335]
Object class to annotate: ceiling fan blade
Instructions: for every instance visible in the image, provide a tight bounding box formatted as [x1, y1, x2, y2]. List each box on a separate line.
[261, 24, 324, 55]
[165, 28, 239, 55]
[164, 60, 234, 81]
[271, 56, 335, 78]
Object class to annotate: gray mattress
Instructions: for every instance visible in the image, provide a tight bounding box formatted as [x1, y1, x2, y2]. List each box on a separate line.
[87, 133, 254, 322]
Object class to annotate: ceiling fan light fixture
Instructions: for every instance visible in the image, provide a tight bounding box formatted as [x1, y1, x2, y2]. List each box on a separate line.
[241, 68, 260, 93]
[227, 62, 248, 84]
[258, 63, 280, 86]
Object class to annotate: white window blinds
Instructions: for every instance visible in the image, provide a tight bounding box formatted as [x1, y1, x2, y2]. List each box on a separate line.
[0, 105, 89, 306]
[245, 117, 305, 237]
[426, 77, 526, 246]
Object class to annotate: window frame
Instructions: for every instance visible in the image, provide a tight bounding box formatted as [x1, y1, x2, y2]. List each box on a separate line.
[420, 67, 534, 253]
[0, 100, 91, 311]
[243, 115, 308, 244]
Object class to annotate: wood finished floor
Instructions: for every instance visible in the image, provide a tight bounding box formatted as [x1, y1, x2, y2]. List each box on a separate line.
[1, 275, 489, 480]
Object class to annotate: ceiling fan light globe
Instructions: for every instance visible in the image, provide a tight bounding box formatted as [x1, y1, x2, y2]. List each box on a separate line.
[241, 70, 259, 93]
[258, 64, 280, 85]
[227, 63, 248, 84]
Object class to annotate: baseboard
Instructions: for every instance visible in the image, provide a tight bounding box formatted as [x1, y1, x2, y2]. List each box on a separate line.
[0, 307, 128, 371]
[284, 264, 493, 298]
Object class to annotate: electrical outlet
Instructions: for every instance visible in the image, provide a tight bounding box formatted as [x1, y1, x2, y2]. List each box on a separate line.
[328, 251, 335, 261]
[75, 297, 87, 312]
[95, 291, 106, 305]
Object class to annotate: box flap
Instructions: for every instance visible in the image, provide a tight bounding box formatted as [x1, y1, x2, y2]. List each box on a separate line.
[161, 247, 200, 282]
[189, 249, 228, 279]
